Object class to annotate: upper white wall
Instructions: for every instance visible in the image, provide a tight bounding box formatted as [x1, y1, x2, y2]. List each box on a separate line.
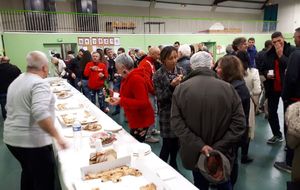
[0, 0, 263, 21]
[274, 0, 300, 33]
[98, 4, 263, 21]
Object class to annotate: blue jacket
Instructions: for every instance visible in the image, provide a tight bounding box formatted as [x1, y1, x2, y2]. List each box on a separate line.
[247, 46, 257, 68]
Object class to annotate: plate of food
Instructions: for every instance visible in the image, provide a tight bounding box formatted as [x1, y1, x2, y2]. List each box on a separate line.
[90, 132, 117, 147]
[80, 110, 97, 124]
[89, 149, 117, 165]
[82, 123, 102, 131]
[56, 103, 84, 111]
[58, 113, 76, 126]
[58, 110, 97, 127]
[51, 85, 71, 93]
[56, 91, 73, 99]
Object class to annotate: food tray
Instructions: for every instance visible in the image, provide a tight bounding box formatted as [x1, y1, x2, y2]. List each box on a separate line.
[76, 156, 168, 190]
[57, 110, 97, 127]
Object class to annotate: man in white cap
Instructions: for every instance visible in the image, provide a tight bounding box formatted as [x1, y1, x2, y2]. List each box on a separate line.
[171, 51, 245, 190]
[4, 51, 68, 190]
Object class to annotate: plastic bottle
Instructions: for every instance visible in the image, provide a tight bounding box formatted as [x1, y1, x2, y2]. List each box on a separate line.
[72, 121, 82, 151]
[95, 139, 103, 153]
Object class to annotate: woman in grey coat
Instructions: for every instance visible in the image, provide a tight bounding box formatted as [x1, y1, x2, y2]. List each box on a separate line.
[153, 46, 184, 170]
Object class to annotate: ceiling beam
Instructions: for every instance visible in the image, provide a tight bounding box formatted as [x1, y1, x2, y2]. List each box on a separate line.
[261, 0, 270, 9]
[224, 0, 265, 4]
[213, 0, 228, 6]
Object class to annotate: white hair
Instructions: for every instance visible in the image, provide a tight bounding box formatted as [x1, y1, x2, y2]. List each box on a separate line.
[114, 53, 134, 70]
[178, 44, 191, 57]
[26, 51, 48, 70]
[190, 51, 212, 70]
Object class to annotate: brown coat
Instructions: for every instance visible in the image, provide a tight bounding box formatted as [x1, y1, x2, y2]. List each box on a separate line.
[171, 68, 245, 170]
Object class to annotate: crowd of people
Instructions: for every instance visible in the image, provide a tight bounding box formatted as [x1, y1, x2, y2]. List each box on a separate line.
[1, 28, 300, 190]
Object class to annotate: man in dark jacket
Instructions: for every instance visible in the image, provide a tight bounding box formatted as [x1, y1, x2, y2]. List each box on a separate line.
[171, 51, 245, 190]
[0, 56, 21, 120]
[275, 27, 300, 174]
[262, 31, 296, 145]
[67, 49, 83, 90]
[256, 40, 273, 116]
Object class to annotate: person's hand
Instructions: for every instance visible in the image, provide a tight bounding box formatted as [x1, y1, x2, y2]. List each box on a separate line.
[56, 137, 69, 150]
[91, 66, 98, 71]
[99, 73, 104, 78]
[77, 81, 82, 87]
[201, 145, 213, 157]
[109, 97, 120, 106]
[71, 73, 76, 79]
[275, 43, 283, 58]
[170, 76, 182, 87]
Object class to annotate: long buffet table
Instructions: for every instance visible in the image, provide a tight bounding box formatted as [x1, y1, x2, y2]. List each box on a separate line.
[49, 78, 198, 190]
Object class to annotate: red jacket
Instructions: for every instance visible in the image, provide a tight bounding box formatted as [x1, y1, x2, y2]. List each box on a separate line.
[84, 61, 108, 90]
[120, 68, 155, 129]
[138, 56, 156, 94]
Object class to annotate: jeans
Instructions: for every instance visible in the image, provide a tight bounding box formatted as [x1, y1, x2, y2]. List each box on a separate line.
[147, 94, 157, 136]
[6, 144, 56, 190]
[159, 138, 179, 170]
[89, 88, 106, 111]
[241, 127, 250, 157]
[0, 93, 7, 119]
[267, 91, 282, 137]
[81, 79, 91, 100]
[193, 170, 233, 190]
[69, 77, 80, 91]
[113, 78, 121, 113]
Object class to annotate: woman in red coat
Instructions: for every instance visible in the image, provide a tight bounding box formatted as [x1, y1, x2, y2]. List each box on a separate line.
[109, 53, 154, 142]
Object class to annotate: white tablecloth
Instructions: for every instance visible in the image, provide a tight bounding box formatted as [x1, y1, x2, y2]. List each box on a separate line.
[50, 78, 198, 190]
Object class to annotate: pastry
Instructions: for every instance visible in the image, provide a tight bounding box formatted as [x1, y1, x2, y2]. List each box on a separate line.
[57, 103, 66, 110]
[84, 165, 142, 182]
[89, 149, 117, 165]
[61, 114, 75, 125]
[82, 123, 102, 131]
[140, 183, 157, 190]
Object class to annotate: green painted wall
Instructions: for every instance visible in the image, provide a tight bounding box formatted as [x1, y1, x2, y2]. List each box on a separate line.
[0, 35, 4, 56]
[2, 32, 294, 72]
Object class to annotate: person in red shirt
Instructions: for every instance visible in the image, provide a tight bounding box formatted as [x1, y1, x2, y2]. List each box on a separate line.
[138, 47, 161, 143]
[84, 52, 108, 112]
[109, 53, 154, 142]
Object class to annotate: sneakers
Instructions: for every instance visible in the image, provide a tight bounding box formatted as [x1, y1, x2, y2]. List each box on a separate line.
[145, 136, 160, 143]
[151, 129, 160, 135]
[267, 136, 283, 144]
[274, 162, 292, 173]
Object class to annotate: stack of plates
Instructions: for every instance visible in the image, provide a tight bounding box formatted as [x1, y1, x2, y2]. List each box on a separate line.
[132, 143, 151, 157]
[103, 124, 123, 133]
